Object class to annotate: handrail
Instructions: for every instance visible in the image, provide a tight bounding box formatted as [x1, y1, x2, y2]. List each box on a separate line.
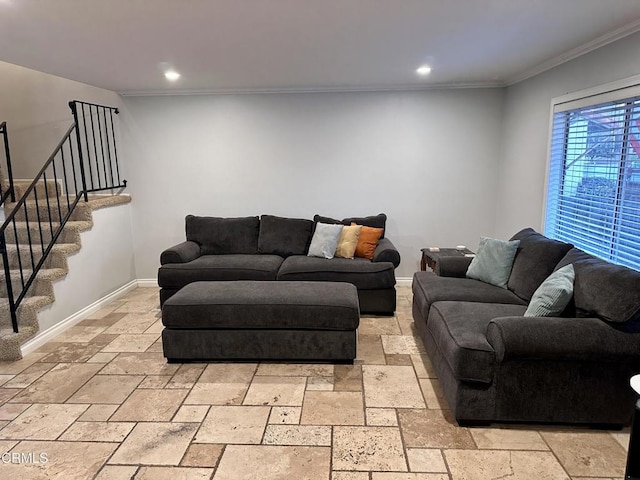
[0, 122, 16, 205]
[0, 101, 126, 333]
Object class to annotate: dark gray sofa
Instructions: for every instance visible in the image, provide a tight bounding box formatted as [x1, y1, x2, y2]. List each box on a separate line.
[158, 213, 400, 314]
[412, 228, 640, 426]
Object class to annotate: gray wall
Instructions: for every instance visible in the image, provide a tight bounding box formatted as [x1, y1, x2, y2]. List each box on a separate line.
[122, 89, 505, 279]
[495, 30, 640, 239]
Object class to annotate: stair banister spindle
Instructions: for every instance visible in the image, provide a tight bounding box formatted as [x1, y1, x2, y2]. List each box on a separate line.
[0, 232, 18, 332]
[68, 102, 89, 202]
[97, 106, 108, 190]
[80, 103, 95, 191]
[109, 109, 121, 185]
[1, 122, 16, 203]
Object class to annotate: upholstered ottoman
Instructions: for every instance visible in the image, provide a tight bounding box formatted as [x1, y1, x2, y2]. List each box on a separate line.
[161, 280, 360, 362]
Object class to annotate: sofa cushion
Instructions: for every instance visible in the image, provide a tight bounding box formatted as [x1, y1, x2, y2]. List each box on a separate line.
[428, 301, 527, 383]
[313, 213, 387, 238]
[466, 237, 520, 288]
[335, 224, 361, 259]
[158, 254, 283, 289]
[186, 215, 260, 255]
[258, 215, 313, 258]
[507, 228, 573, 301]
[277, 255, 396, 289]
[412, 271, 526, 316]
[556, 248, 640, 323]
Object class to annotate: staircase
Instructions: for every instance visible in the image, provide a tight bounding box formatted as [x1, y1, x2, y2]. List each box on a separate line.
[0, 101, 129, 361]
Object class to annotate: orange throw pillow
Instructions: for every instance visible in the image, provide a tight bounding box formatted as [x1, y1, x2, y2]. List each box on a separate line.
[352, 223, 383, 260]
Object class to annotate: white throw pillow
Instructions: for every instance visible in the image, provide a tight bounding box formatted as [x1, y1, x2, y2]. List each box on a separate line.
[307, 223, 344, 259]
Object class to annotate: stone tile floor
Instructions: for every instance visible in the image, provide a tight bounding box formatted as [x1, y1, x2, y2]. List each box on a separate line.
[0, 285, 630, 479]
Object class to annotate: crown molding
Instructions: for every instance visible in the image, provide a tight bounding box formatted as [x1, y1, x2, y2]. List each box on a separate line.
[119, 81, 504, 97]
[506, 18, 640, 86]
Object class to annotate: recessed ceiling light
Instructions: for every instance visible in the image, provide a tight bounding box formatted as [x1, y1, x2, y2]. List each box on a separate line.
[416, 65, 432, 76]
[164, 70, 181, 81]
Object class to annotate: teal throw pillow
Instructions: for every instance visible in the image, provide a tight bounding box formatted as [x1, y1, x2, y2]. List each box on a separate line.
[307, 223, 344, 259]
[466, 237, 520, 288]
[524, 264, 575, 317]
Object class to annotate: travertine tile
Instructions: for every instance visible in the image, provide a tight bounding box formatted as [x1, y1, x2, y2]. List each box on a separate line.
[113, 300, 156, 314]
[103, 313, 157, 334]
[385, 354, 413, 366]
[419, 378, 447, 409]
[396, 314, 417, 337]
[0, 403, 87, 440]
[356, 334, 386, 365]
[173, 405, 210, 423]
[332, 426, 407, 471]
[77, 404, 119, 422]
[67, 374, 144, 404]
[307, 376, 333, 391]
[98, 352, 179, 376]
[59, 421, 135, 442]
[410, 355, 436, 379]
[366, 408, 398, 426]
[144, 320, 165, 334]
[334, 365, 362, 392]
[0, 388, 20, 403]
[2, 440, 117, 479]
[363, 365, 425, 408]
[109, 422, 198, 465]
[184, 382, 249, 405]
[406, 448, 447, 473]
[87, 352, 119, 363]
[470, 427, 549, 450]
[269, 406, 302, 424]
[78, 312, 127, 328]
[398, 409, 475, 449]
[610, 431, 630, 452]
[372, 474, 448, 480]
[444, 449, 569, 479]
[256, 363, 333, 377]
[10, 362, 102, 403]
[2, 362, 55, 388]
[381, 335, 426, 355]
[166, 364, 206, 389]
[84, 304, 123, 320]
[195, 405, 269, 444]
[101, 334, 159, 352]
[94, 465, 139, 480]
[111, 389, 187, 421]
[135, 466, 214, 479]
[138, 375, 172, 388]
[53, 325, 106, 343]
[0, 353, 47, 374]
[332, 472, 369, 480]
[0, 402, 30, 420]
[263, 425, 332, 446]
[39, 342, 103, 363]
[301, 391, 364, 425]
[243, 376, 306, 406]
[213, 445, 331, 480]
[89, 333, 121, 348]
[198, 363, 256, 383]
[358, 317, 402, 335]
[180, 443, 224, 467]
[541, 431, 626, 477]
[0, 374, 14, 386]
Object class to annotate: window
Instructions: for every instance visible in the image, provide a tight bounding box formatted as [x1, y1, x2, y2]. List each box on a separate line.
[545, 91, 640, 271]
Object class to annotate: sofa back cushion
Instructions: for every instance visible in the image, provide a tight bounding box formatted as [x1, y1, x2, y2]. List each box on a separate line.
[258, 215, 313, 258]
[507, 228, 573, 301]
[556, 248, 640, 323]
[313, 213, 387, 238]
[186, 215, 260, 255]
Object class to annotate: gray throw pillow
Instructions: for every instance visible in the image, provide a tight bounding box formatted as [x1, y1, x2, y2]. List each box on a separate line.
[466, 237, 520, 288]
[307, 223, 344, 259]
[524, 264, 575, 317]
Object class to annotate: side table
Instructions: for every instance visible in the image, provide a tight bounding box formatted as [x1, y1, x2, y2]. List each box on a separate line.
[420, 247, 475, 272]
[626, 374, 640, 479]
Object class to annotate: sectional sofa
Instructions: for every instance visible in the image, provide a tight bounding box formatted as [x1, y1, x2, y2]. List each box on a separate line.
[412, 228, 640, 426]
[158, 213, 401, 315]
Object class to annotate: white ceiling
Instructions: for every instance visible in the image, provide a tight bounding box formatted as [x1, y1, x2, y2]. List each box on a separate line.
[1, 0, 640, 95]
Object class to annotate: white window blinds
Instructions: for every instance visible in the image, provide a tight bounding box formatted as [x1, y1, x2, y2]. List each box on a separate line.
[545, 95, 640, 271]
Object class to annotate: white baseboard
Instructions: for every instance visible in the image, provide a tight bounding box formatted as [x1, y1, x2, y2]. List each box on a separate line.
[20, 280, 139, 356]
[396, 277, 412, 286]
[136, 279, 159, 288]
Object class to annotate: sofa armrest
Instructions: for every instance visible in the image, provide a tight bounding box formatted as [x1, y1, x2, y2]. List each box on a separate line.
[373, 238, 400, 268]
[160, 241, 201, 265]
[486, 316, 640, 363]
[435, 256, 473, 277]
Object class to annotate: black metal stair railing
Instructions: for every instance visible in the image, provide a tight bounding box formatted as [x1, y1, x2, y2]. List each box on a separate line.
[0, 101, 126, 333]
[0, 121, 16, 206]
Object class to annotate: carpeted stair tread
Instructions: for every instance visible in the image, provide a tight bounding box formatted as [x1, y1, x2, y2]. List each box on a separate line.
[87, 194, 131, 210]
[0, 325, 38, 361]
